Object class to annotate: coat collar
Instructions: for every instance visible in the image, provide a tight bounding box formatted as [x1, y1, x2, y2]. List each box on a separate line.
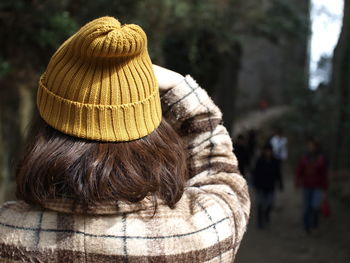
[41, 197, 158, 215]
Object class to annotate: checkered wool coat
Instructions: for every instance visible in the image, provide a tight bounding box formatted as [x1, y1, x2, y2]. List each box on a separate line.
[0, 75, 250, 262]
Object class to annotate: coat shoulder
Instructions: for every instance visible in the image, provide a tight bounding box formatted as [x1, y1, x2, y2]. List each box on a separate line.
[0, 201, 44, 244]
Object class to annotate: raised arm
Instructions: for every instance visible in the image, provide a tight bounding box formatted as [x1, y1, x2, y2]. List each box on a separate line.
[154, 65, 250, 258]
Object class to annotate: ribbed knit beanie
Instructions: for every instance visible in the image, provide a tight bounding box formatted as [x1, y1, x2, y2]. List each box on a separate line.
[37, 16, 162, 142]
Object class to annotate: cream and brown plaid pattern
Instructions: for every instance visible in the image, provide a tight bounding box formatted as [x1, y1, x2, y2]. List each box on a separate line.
[0, 75, 250, 262]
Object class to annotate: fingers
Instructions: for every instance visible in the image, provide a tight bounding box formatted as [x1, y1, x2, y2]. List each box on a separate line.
[152, 64, 184, 91]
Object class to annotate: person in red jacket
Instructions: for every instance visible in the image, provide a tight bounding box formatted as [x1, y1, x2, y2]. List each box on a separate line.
[295, 139, 328, 233]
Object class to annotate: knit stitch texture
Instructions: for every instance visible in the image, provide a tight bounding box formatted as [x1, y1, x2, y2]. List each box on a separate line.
[37, 16, 161, 141]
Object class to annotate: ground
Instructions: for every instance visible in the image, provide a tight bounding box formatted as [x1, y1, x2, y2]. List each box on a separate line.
[232, 107, 350, 263]
[235, 173, 350, 263]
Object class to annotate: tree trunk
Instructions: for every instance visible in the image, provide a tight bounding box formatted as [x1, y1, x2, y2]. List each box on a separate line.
[0, 71, 35, 203]
[213, 43, 242, 136]
[0, 79, 21, 203]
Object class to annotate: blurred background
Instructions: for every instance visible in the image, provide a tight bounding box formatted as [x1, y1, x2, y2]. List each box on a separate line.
[0, 0, 349, 262]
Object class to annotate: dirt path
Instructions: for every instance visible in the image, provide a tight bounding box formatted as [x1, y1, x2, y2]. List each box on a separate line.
[233, 107, 350, 263]
[235, 173, 350, 263]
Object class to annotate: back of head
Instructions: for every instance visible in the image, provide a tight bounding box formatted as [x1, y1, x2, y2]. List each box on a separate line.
[16, 17, 188, 210]
[261, 144, 273, 158]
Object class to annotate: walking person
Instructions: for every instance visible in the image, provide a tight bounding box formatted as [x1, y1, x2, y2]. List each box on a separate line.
[269, 128, 287, 209]
[247, 129, 257, 164]
[0, 17, 250, 262]
[295, 139, 328, 234]
[252, 144, 283, 229]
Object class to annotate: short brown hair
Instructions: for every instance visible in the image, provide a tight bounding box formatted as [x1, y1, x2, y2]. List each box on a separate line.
[16, 117, 188, 209]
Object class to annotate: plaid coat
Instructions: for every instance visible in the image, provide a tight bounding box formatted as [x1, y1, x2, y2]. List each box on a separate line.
[0, 75, 250, 263]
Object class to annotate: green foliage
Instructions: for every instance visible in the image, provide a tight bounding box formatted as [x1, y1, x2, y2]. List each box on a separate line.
[266, 0, 309, 39]
[0, 0, 306, 75]
[36, 12, 78, 49]
[0, 0, 78, 68]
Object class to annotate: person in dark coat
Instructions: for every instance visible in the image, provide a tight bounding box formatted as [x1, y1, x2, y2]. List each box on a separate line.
[233, 134, 249, 177]
[252, 144, 282, 228]
[247, 129, 257, 162]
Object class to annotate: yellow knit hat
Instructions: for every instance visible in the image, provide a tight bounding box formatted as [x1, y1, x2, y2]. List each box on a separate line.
[37, 16, 162, 142]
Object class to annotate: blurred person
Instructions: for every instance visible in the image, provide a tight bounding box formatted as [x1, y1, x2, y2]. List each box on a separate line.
[247, 129, 257, 160]
[0, 17, 250, 262]
[295, 139, 328, 234]
[246, 129, 257, 172]
[270, 128, 288, 162]
[252, 144, 283, 229]
[233, 134, 249, 177]
[269, 128, 287, 190]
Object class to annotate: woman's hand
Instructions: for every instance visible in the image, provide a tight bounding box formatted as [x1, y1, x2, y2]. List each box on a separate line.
[152, 65, 184, 92]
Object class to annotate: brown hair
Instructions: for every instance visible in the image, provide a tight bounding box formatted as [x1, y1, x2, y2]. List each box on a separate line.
[16, 117, 188, 209]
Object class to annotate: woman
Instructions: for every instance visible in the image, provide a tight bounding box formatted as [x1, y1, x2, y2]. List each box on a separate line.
[0, 17, 250, 262]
